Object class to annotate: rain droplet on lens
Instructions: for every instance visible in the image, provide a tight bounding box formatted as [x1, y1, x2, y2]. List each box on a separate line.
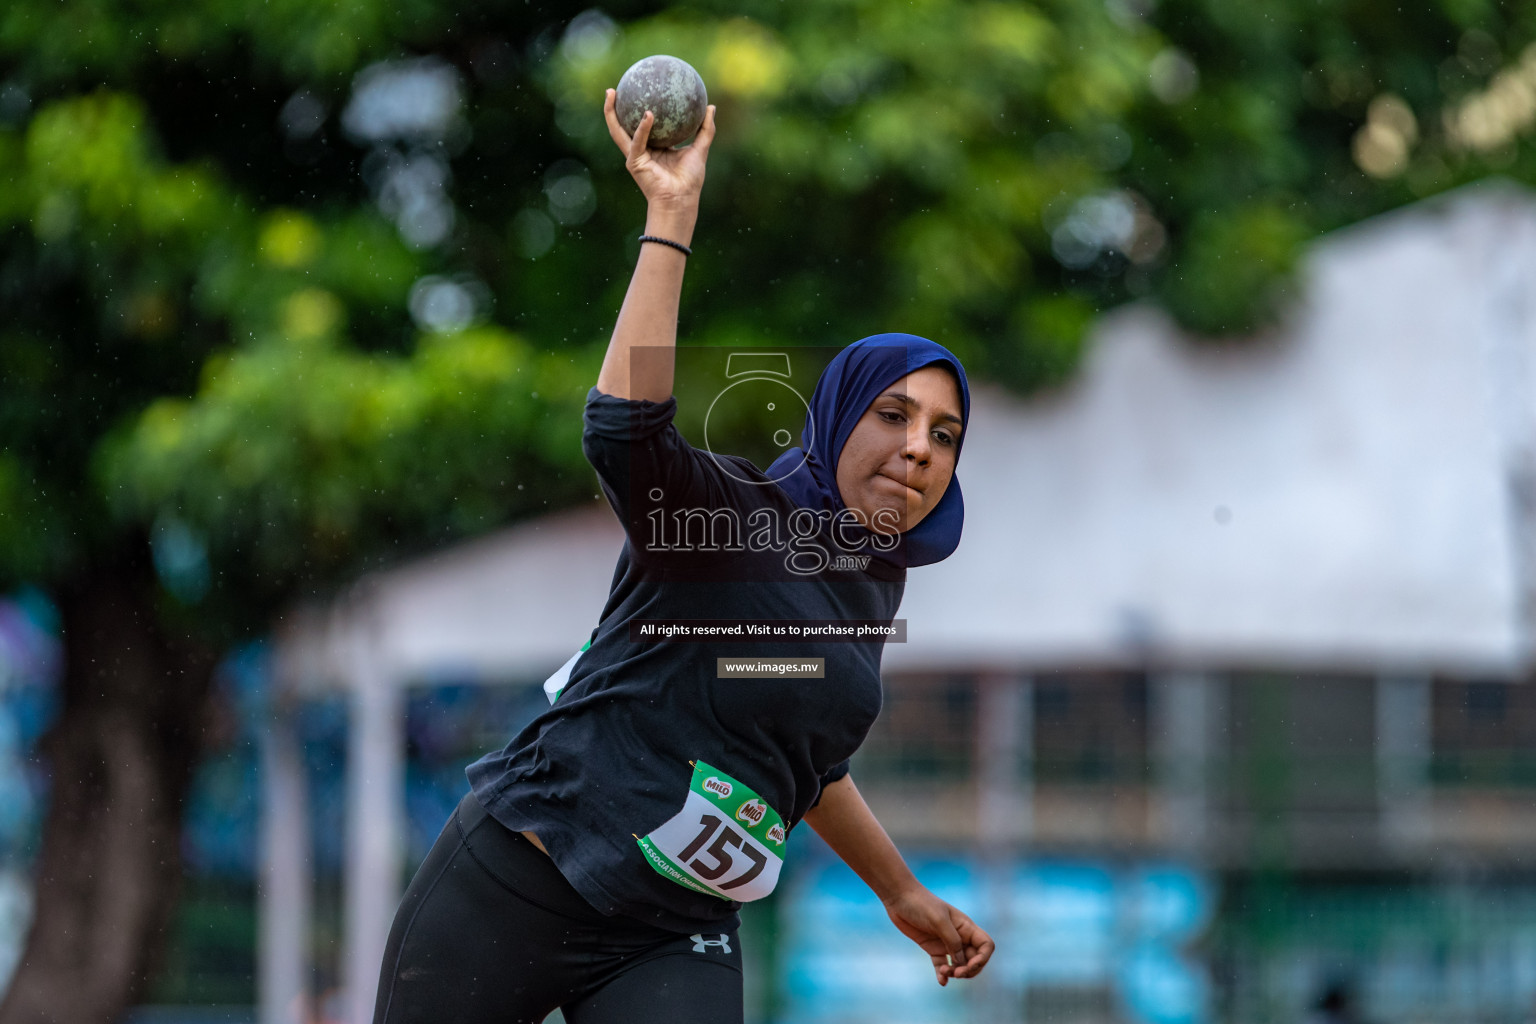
[280, 90, 327, 140]
[1149, 48, 1199, 104]
[543, 159, 596, 225]
[408, 275, 486, 332]
[342, 57, 464, 145]
[0, 82, 31, 125]
[560, 10, 618, 65]
[513, 208, 557, 259]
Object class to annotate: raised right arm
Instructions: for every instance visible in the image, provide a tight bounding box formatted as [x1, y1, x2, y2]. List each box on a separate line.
[594, 89, 717, 403]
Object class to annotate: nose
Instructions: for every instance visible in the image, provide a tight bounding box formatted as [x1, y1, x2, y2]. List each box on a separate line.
[901, 424, 931, 466]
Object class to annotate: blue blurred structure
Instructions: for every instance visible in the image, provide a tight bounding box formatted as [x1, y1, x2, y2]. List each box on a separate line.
[172, 648, 558, 1018]
[0, 592, 59, 995]
[183, 646, 367, 884]
[781, 855, 1213, 1024]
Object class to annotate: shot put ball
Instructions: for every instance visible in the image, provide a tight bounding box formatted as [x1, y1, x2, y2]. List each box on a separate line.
[615, 55, 708, 149]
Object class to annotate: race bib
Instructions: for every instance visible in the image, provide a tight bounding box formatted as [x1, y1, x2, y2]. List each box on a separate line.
[542, 640, 590, 704]
[637, 761, 787, 902]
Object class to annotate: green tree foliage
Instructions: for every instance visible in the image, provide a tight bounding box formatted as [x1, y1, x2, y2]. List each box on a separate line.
[5, 0, 1535, 612]
[0, 4, 608, 619]
[544, 0, 1536, 381]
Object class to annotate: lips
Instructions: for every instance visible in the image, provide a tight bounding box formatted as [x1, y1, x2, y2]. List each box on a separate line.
[876, 471, 923, 497]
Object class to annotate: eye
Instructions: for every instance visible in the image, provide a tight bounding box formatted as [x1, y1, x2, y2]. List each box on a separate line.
[878, 410, 906, 425]
[932, 429, 956, 447]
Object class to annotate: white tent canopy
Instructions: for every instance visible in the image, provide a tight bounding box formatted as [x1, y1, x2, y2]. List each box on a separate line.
[275, 506, 625, 690]
[264, 182, 1536, 1024]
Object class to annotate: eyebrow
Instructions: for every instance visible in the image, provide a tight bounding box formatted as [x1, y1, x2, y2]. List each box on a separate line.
[881, 391, 964, 429]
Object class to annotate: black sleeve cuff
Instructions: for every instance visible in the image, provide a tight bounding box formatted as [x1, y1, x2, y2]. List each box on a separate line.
[810, 759, 852, 809]
[583, 387, 678, 442]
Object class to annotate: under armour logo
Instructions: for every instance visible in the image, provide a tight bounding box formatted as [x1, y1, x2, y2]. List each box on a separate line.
[690, 933, 732, 954]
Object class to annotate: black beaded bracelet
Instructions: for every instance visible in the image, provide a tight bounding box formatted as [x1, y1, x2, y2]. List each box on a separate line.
[638, 234, 692, 257]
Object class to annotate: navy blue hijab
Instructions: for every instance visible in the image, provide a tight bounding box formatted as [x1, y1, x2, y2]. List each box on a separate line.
[764, 334, 971, 568]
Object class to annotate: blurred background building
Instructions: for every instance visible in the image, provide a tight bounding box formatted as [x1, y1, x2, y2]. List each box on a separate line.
[11, 2, 1536, 1021]
[179, 183, 1536, 1024]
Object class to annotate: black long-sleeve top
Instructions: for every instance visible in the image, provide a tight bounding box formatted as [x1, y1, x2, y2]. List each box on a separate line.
[467, 388, 904, 932]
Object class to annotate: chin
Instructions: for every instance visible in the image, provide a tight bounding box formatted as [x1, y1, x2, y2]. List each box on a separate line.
[862, 502, 911, 535]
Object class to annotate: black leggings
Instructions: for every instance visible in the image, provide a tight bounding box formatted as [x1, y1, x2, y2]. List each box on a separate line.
[373, 791, 744, 1024]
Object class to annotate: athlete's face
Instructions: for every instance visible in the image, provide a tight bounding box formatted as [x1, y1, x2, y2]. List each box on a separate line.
[834, 366, 963, 535]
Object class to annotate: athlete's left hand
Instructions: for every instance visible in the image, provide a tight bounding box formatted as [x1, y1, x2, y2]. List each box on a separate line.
[882, 887, 995, 986]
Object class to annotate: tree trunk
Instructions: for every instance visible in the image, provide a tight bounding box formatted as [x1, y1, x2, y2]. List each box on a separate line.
[0, 542, 215, 1024]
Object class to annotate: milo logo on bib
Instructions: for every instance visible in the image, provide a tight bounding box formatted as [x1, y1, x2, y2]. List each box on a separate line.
[637, 762, 786, 902]
[736, 799, 766, 826]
